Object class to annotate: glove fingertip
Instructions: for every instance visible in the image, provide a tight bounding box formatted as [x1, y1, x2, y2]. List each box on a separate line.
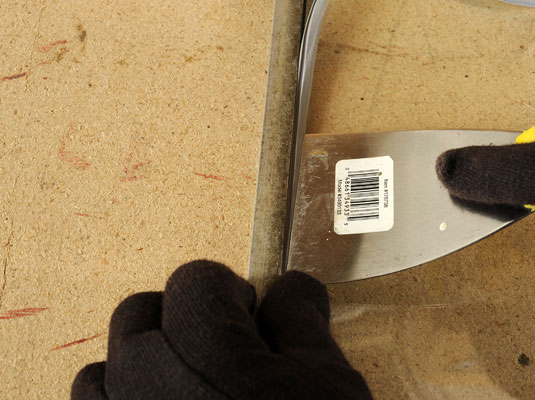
[261, 270, 330, 321]
[108, 292, 162, 354]
[166, 259, 241, 286]
[436, 143, 535, 205]
[165, 260, 256, 313]
[436, 149, 458, 185]
[436, 146, 487, 202]
[166, 260, 232, 289]
[71, 362, 108, 400]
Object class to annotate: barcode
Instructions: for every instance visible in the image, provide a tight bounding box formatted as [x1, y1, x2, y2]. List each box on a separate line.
[347, 169, 380, 221]
[335, 157, 393, 235]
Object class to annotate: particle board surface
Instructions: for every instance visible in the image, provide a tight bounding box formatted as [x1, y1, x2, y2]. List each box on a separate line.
[2, 0, 535, 399]
[0, 1, 273, 398]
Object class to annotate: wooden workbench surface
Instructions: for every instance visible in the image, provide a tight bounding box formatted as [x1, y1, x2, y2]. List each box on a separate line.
[1, 0, 534, 399]
[0, 1, 272, 398]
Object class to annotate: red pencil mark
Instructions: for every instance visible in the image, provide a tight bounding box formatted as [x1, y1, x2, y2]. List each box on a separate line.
[39, 59, 54, 66]
[120, 175, 142, 182]
[74, 212, 91, 217]
[87, 310, 95, 314]
[59, 147, 91, 170]
[137, 247, 144, 251]
[193, 172, 231, 181]
[1, 72, 28, 82]
[50, 333, 102, 351]
[0, 307, 48, 320]
[122, 158, 150, 183]
[38, 40, 68, 53]
[38, 46, 69, 66]
[241, 174, 255, 182]
[58, 131, 91, 170]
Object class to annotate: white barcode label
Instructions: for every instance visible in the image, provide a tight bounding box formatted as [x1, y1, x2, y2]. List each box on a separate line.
[334, 156, 394, 235]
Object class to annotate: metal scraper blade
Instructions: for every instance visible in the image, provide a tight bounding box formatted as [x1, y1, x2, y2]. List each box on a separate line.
[287, 130, 530, 283]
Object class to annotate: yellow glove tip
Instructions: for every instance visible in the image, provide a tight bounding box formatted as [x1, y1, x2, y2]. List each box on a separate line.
[516, 127, 535, 211]
[515, 126, 535, 144]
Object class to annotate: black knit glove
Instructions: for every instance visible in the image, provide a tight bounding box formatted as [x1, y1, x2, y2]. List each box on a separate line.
[436, 143, 535, 205]
[71, 260, 372, 400]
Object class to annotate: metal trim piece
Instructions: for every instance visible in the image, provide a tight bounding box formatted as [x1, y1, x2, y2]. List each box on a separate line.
[248, 0, 306, 297]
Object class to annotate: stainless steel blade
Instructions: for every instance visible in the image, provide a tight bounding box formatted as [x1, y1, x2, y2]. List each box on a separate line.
[284, 0, 328, 271]
[287, 130, 530, 283]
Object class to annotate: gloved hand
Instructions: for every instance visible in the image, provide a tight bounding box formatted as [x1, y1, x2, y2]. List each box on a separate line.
[71, 260, 372, 400]
[436, 142, 535, 205]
